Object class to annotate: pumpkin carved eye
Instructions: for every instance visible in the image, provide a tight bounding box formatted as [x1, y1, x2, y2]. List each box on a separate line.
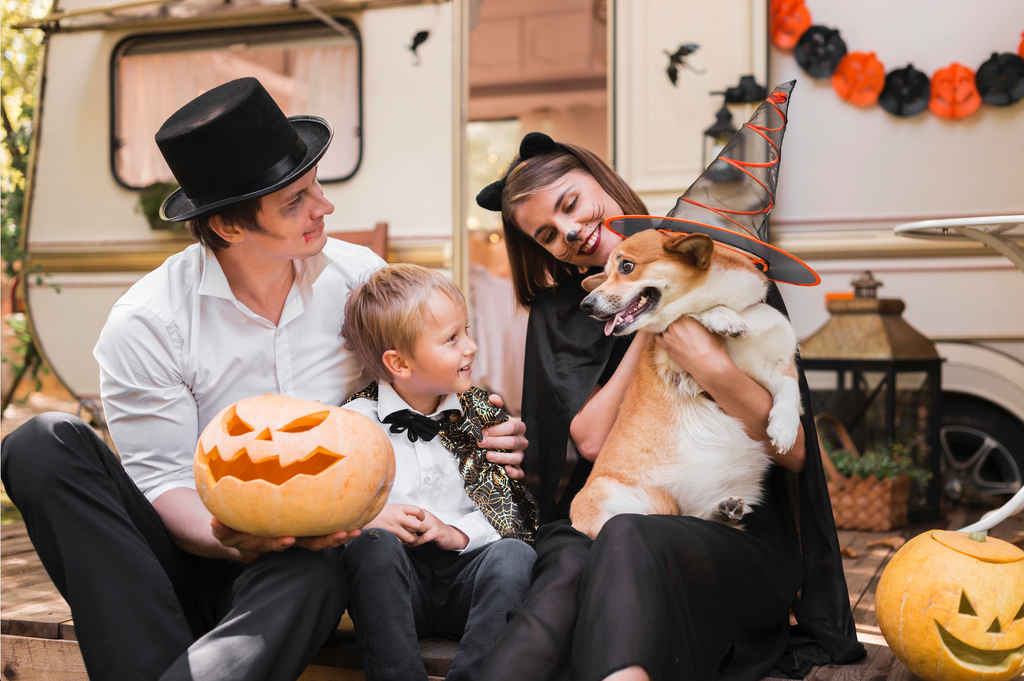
[278, 411, 330, 433]
[1015, 602, 1024, 621]
[223, 405, 254, 436]
[959, 592, 978, 616]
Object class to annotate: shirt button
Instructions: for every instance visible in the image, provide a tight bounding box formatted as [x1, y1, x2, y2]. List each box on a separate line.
[424, 476, 431, 483]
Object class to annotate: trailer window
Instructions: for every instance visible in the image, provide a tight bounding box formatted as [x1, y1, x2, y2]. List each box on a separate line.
[112, 21, 361, 189]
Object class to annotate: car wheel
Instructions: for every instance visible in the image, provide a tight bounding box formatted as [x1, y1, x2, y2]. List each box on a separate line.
[940, 396, 1024, 502]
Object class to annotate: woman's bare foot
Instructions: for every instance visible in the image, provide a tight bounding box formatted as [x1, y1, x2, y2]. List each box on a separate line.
[604, 666, 651, 681]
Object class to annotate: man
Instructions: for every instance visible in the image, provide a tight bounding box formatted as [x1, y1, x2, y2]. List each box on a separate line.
[0, 78, 526, 681]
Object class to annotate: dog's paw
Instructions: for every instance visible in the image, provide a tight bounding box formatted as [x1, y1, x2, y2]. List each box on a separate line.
[766, 411, 799, 455]
[693, 307, 747, 337]
[715, 497, 746, 526]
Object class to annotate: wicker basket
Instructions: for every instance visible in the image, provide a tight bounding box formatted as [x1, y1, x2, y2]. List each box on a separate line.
[815, 413, 911, 532]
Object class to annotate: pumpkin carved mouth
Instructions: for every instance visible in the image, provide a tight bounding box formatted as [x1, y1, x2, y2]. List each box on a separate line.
[936, 622, 1024, 668]
[199, 444, 344, 486]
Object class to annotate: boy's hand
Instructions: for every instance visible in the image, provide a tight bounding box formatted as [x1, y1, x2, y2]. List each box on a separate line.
[410, 510, 469, 551]
[364, 504, 426, 545]
[479, 393, 527, 480]
[210, 518, 359, 563]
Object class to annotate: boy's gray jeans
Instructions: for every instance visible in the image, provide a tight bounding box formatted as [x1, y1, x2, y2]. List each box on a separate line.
[342, 529, 536, 681]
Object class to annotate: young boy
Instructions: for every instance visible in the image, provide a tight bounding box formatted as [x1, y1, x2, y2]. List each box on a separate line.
[340, 264, 538, 681]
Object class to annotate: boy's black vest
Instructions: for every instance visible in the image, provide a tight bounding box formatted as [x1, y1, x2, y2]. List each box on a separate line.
[346, 383, 538, 544]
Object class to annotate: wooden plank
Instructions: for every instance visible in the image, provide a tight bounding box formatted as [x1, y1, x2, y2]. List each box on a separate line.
[0, 522, 28, 540]
[804, 641, 896, 681]
[0, 633, 88, 680]
[58, 621, 77, 641]
[841, 534, 897, 611]
[420, 637, 458, 677]
[1, 536, 39, 557]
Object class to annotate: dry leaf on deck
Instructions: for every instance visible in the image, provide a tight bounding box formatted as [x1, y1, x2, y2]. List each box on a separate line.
[840, 545, 859, 559]
[865, 536, 906, 550]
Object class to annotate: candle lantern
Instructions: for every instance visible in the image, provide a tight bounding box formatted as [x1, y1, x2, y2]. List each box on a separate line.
[702, 103, 737, 170]
[802, 271, 943, 519]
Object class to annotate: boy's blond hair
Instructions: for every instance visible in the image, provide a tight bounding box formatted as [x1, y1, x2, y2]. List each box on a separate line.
[343, 264, 467, 382]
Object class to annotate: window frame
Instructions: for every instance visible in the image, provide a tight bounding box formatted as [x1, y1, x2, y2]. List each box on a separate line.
[108, 17, 364, 190]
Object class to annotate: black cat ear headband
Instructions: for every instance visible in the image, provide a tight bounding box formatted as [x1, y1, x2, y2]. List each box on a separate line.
[475, 131, 566, 212]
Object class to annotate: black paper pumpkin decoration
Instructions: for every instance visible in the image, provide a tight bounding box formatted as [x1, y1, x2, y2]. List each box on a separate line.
[975, 52, 1024, 106]
[879, 64, 931, 117]
[794, 26, 847, 78]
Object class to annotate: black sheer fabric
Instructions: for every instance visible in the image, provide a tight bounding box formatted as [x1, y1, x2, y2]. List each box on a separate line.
[608, 81, 818, 287]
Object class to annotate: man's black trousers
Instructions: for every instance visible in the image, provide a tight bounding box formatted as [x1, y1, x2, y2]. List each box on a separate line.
[1, 412, 348, 681]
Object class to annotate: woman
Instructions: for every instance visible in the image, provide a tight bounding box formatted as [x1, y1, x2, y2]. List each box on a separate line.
[475, 132, 865, 681]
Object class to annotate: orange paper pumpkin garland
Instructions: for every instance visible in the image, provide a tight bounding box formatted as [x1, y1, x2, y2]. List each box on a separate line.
[194, 393, 396, 537]
[929, 63, 983, 120]
[771, 0, 1023, 120]
[770, 0, 811, 51]
[831, 52, 886, 106]
[876, 530, 1024, 681]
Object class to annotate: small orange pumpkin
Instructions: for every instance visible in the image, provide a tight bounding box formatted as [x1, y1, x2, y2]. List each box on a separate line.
[831, 52, 885, 106]
[770, 0, 811, 50]
[929, 62, 982, 120]
[876, 530, 1024, 681]
[194, 394, 395, 537]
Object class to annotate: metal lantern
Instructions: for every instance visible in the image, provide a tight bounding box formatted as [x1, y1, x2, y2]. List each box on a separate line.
[702, 103, 737, 170]
[802, 271, 943, 519]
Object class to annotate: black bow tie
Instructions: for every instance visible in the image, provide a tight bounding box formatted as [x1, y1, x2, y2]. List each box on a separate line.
[382, 409, 441, 443]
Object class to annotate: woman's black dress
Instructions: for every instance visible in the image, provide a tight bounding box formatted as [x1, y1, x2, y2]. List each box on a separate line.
[479, 271, 865, 681]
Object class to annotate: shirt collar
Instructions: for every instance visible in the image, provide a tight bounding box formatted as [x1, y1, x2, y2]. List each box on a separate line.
[377, 381, 463, 421]
[198, 246, 332, 307]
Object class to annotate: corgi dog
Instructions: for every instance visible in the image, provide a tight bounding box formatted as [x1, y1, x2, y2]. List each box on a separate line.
[569, 229, 801, 539]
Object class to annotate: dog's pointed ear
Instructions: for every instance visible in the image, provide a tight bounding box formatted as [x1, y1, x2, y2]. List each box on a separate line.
[664, 233, 714, 269]
[582, 272, 608, 292]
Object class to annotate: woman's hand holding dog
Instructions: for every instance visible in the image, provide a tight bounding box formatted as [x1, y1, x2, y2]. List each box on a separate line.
[657, 318, 807, 473]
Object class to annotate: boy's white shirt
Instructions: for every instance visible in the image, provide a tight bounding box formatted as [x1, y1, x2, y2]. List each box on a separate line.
[343, 381, 501, 553]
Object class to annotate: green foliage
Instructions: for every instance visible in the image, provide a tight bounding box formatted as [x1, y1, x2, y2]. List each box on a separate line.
[136, 181, 182, 230]
[824, 439, 933, 487]
[1, 314, 48, 389]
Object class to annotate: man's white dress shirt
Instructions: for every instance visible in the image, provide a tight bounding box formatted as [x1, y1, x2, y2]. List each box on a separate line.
[343, 382, 502, 553]
[94, 238, 385, 503]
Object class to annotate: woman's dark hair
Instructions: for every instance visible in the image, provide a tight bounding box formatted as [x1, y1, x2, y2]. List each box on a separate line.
[185, 196, 264, 251]
[500, 142, 647, 307]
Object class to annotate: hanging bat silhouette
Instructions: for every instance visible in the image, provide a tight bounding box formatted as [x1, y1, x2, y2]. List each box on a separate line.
[665, 43, 705, 85]
[409, 30, 430, 65]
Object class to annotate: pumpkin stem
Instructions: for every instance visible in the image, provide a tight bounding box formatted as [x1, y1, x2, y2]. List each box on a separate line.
[968, 531, 987, 542]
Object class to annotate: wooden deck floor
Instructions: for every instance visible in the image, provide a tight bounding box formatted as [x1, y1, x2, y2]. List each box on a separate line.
[2, 509, 1021, 681]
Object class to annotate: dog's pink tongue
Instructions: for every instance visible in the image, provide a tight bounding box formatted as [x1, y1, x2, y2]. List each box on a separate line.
[604, 312, 623, 336]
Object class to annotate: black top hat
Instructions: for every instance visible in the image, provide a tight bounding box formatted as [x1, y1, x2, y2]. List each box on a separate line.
[156, 77, 333, 222]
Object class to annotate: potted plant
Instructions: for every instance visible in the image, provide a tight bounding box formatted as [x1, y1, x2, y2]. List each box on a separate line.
[815, 413, 932, 531]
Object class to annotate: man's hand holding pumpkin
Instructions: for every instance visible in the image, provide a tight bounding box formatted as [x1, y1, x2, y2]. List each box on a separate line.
[210, 518, 359, 563]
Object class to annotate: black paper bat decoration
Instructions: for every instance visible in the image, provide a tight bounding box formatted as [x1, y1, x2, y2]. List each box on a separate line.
[409, 30, 430, 65]
[665, 43, 705, 85]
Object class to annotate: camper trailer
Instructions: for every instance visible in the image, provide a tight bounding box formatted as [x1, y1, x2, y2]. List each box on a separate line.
[16, 0, 1024, 504]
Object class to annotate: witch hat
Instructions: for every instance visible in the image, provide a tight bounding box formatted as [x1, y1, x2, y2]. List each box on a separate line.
[607, 80, 819, 286]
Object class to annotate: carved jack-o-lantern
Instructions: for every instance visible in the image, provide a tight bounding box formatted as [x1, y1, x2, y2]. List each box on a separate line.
[831, 52, 885, 106]
[194, 394, 395, 537]
[770, 0, 811, 50]
[876, 530, 1024, 681]
[929, 63, 982, 120]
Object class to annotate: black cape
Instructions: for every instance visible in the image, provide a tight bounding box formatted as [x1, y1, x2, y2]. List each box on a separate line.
[520, 270, 866, 677]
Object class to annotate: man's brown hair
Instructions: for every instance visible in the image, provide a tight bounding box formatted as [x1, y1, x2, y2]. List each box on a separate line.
[184, 196, 264, 250]
[499, 143, 647, 307]
[342, 264, 467, 383]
